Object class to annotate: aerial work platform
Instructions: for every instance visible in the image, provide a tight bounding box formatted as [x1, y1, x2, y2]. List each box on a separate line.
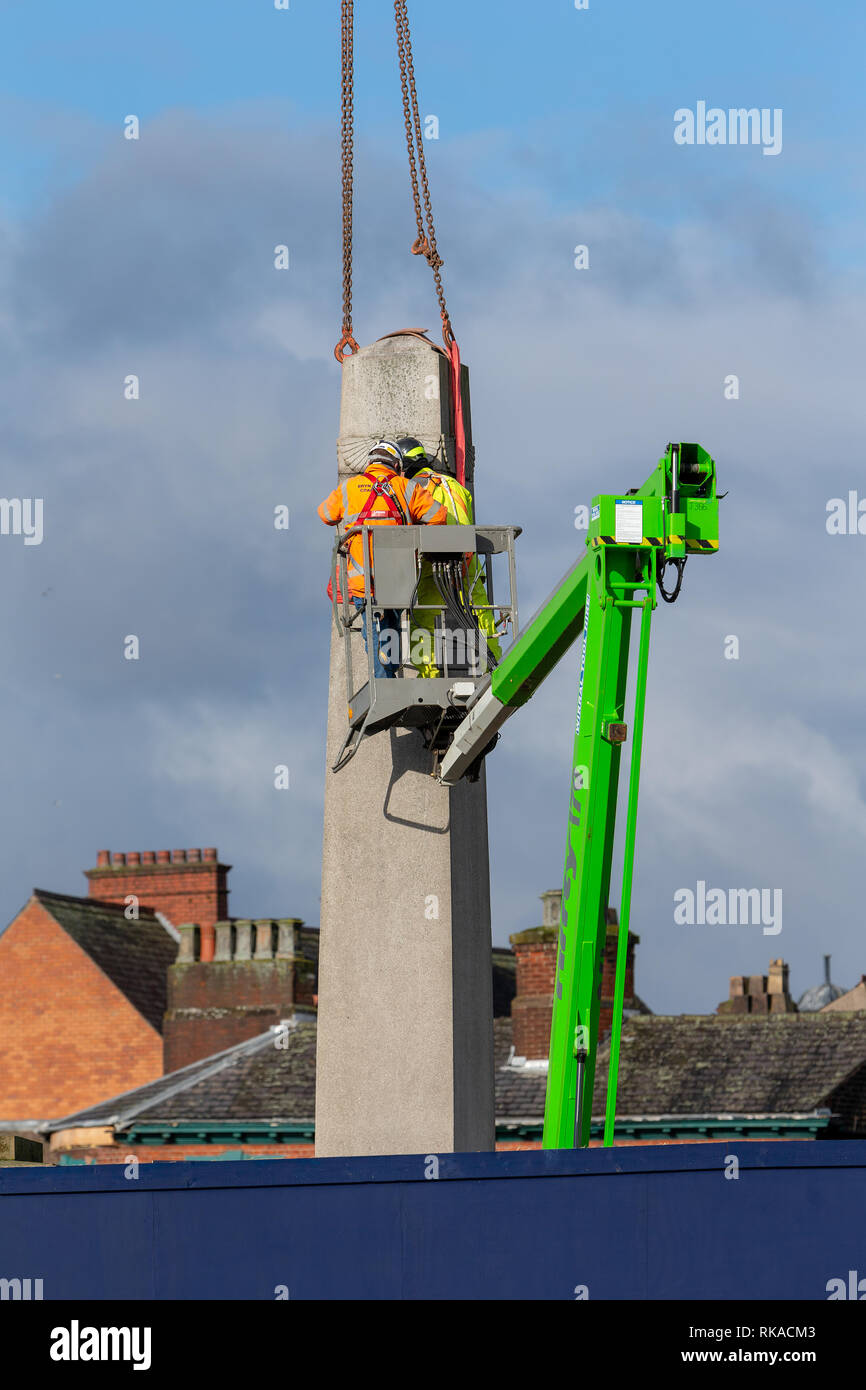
[330, 521, 520, 772]
[328, 439, 721, 1153]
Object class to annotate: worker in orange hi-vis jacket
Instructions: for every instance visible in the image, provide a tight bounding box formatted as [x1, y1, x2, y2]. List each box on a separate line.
[317, 440, 447, 678]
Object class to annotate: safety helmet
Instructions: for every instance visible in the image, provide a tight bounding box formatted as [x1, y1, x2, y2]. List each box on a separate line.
[366, 439, 404, 471]
[396, 436, 430, 477]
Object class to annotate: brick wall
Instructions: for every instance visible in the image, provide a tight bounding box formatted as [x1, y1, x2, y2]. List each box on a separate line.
[163, 920, 317, 1072]
[509, 928, 558, 1060]
[51, 1142, 316, 1164]
[53, 1135, 805, 1164]
[85, 849, 229, 958]
[0, 899, 164, 1118]
[598, 923, 640, 1041]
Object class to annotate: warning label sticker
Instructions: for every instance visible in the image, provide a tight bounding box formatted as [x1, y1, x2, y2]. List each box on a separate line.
[615, 499, 642, 544]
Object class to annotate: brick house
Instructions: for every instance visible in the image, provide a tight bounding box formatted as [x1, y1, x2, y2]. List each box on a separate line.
[0, 890, 177, 1119]
[10, 876, 866, 1161]
[0, 848, 315, 1119]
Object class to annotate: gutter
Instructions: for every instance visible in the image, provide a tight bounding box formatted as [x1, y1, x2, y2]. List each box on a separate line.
[496, 1112, 834, 1142]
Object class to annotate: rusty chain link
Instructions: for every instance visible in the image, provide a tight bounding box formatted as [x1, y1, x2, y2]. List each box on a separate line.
[334, 0, 359, 362]
[335, 0, 454, 360]
[394, 0, 454, 347]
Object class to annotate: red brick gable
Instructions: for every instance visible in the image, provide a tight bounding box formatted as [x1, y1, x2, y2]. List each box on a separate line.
[0, 898, 165, 1119]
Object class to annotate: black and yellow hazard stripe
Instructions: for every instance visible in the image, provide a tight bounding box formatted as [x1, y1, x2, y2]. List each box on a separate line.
[591, 534, 717, 550]
[667, 535, 719, 551]
[590, 535, 664, 548]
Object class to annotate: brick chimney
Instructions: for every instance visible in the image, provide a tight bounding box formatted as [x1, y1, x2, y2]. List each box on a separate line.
[510, 893, 639, 1059]
[86, 848, 230, 960]
[598, 909, 640, 1041]
[717, 958, 796, 1014]
[509, 891, 561, 1060]
[163, 918, 318, 1071]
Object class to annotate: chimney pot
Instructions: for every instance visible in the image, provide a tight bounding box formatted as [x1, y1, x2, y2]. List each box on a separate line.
[187, 848, 202, 863]
[255, 920, 275, 960]
[203, 848, 218, 863]
[540, 889, 562, 928]
[96, 850, 110, 868]
[213, 921, 233, 961]
[87, 844, 230, 932]
[276, 919, 298, 960]
[234, 920, 253, 961]
[176, 924, 198, 964]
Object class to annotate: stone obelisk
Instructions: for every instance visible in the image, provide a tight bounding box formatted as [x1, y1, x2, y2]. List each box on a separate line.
[314, 332, 495, 1157]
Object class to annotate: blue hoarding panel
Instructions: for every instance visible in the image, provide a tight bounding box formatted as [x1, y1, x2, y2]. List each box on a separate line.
[1, 1143, 865, 1300]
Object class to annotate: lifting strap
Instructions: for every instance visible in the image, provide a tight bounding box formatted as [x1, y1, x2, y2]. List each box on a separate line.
[446, 344, 466, 487]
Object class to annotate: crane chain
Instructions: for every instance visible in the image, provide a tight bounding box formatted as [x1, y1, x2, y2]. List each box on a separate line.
[394, 0, 454, 347]
[335, 0, 359, 362]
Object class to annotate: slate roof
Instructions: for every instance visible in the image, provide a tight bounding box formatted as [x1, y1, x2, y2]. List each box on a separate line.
[33, 889, 178, 1033]
[494, 1013, 866, 1125]
[494, 1018, 547, 1120]
[49, 1024, 317, 1131]
[47, 1009, 866, 1139]
[593, 1014, 866, 1119]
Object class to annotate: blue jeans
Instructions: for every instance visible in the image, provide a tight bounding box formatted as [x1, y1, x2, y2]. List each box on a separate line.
[352, 598, 401, 679]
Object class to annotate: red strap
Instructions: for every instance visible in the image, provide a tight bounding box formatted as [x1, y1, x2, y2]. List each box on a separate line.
[449, 338, 466, 487]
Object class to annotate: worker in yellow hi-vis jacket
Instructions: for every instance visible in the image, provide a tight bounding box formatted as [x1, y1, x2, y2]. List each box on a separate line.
[396, 438, 502, 679]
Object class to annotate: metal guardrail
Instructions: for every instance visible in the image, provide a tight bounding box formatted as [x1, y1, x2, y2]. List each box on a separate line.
[329, 523, 521, 772]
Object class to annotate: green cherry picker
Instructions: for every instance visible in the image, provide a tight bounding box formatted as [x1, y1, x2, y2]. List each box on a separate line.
[437, 441, 720, 1147]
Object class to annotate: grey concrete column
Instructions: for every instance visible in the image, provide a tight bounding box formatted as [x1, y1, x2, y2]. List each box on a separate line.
[315, 332, 494, 1158]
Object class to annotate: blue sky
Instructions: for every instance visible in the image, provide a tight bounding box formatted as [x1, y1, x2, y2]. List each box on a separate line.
[3, 1, 865, 222]
[1, 0, 865, 1016]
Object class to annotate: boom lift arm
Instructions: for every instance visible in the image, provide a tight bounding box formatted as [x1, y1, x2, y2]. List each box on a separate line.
[438, 442, 720, 1148]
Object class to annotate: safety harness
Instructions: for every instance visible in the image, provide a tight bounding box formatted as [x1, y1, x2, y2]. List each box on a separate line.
[330, 470, 409, 603]
[355, 471, 409, 526]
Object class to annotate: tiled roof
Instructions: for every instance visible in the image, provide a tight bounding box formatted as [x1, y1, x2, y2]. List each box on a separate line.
[50, 1008, 866, 1138]
[494, 1012, 866, 1124]
[494, 1018, 547, 1120]
[49, 1024, 317, 1130]
[594, 1014, 866, 1118]
[34, 889, 178, 1033]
